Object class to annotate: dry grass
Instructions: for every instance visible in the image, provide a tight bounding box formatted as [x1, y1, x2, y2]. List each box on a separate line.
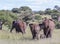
[40, 15, 52, 19]
[0, 25, 60, 44]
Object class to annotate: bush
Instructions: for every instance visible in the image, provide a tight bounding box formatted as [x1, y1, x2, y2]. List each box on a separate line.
[0, 10, 18, 29]
[35, 15, 42, 20]
[55, 21, 60, 29]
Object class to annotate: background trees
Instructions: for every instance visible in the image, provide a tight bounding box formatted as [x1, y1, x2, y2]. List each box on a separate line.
[0, 5, 60, 29]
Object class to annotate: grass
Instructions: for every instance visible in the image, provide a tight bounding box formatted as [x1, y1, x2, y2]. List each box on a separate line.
[0, 22, 59, 44]
[0, 25, 32, 40]
[0, 14, 59, 44]
[0, 25, 60, 44]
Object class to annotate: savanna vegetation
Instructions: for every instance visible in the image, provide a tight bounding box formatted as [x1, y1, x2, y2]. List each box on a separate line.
[0, 5, 60, 29]
[0, 5, 60, 44]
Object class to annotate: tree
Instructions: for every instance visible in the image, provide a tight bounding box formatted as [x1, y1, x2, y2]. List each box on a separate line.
[0, 10, 18, 29]
[19, 6, 32, 11]
[38, 11, 45, 15]
[18, 6, 33, 22]
[45, 8, 52, 15]
[54, 5, 60, 12]
[54, 5, 59, 10]
[12, 8, 19, 13]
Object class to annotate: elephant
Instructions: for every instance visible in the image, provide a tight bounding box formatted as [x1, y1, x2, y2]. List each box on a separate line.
[10, 20, 26, 34]
[42, 18, 55, 38]
[29, 23, 40, 40]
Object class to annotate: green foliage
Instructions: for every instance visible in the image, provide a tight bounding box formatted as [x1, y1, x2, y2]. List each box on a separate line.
[0, 5, 60, 29]
[55, 21, 60, 29]
[19, 6, 32, 11]
[0, 10, 18, 29]
[51, 13, 58, 20]
[12, 8, 19, 13]
[51, 13, 60, 21]
[12, 6, 32, 13]
[23, 16, 32, 22]
[35, 15, 42, 20]
[45, 8, 52, 15]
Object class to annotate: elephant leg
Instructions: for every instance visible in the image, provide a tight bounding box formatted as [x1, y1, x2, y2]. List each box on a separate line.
[43, 28, 47, 38]
[33, 33, 36, 39]
[46, 32, 49, 38]
[36, 33, 40, 40]
[23, 29, 26, 34]
[10, 27, 14, 32]
[21, 28, 25, 34]
[21, 28, 26, 34]
[32, 31, 37, 39]
[46, 29, 52, 38]
[48, 29, 52, 38]
[36, 30, 40, 40]
[44, 30, 49, 38]
[46, 29, 49, 38]
[45, 26, 50, 38]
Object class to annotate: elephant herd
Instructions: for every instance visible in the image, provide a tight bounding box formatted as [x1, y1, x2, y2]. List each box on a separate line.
[0, 17, 55, 40]
[29, 17, 55, 39]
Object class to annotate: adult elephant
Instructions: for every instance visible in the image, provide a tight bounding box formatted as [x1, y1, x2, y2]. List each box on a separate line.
[29, 23, 40, 40]
[10, 20, 26, 34]
[42, 17, 55, 38]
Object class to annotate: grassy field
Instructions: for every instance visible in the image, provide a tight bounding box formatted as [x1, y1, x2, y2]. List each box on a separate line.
[0, 15, 59, 44]
[0, 25, 60, 44]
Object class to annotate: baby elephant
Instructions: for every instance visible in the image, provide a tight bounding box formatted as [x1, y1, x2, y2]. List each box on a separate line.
[29, 23, 41, 40]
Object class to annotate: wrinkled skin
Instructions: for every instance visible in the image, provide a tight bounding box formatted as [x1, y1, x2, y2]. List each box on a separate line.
[42, 19, 55, 38]
[29, 23, 40, 40]
[10, 20, 26, 34]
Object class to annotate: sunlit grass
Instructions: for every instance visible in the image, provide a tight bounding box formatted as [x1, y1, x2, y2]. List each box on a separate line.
[0, 24, 60, 44]
[0, 25, 60, 40]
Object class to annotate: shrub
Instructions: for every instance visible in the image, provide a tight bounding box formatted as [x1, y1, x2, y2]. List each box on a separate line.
[55, 21, 60, 29]
[0, 10, 18, 29]
[35, 15, 42, 20]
